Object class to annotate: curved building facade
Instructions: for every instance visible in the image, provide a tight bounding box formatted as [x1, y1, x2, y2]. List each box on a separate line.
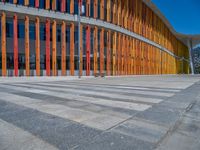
[0, 0, 190, 76]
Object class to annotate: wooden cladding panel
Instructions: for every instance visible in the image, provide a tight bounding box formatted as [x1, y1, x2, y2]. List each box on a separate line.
[93, 26, 98, 75]
[35, 17, 40, 76]
[70, 23, 75, 76]
[86, 26, 91, 76]
[112, 32, 117, 75]
[100, 28, 104, 75]
[106, 31, 111, 76]
[46, 19, 51, 76]
[25, 16, 30, 76]
[61, 21, 66, 76]
[80, 25, 83, 76]
[13, 14, 18, 76]
[1, 12, 6, 76]
[52, 20, 57, 76]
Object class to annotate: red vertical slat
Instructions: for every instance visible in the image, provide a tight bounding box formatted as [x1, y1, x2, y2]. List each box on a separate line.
[45, 19, 50, 76]
[13, 14, 18, 77]
[61, 0, 66, 12]
[86, 26, 90, 76]
[35, 0, 39, 8]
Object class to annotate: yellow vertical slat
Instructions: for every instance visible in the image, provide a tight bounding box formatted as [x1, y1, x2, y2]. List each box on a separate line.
[25, 16, 30, 76]
[1, 12, 6, 76]
[52, 20, 57, 76]
[61, 21, 66, 76]
[35, 17, 40, 76]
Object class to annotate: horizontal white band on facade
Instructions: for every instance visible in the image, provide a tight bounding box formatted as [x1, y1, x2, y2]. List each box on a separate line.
[0, 2, 189, 62]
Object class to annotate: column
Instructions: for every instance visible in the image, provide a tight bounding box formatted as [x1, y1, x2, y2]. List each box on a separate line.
[1, 12, 6, 76]
[46, 0, 50, 9]
[93, 27, 98, 76]
[52, 0, 57, 10]
[70, 0, 74, 14]
[61, 0, 66, 12]
[61, 21, 66, 76]
[52, 20, 57, 76]
[35, 0, 39, 8]
[100, 0, 104, 20]
[35, 17, 40, 76]
[106, 31, 111, 76]
[70, 23, 74, 75]
[117, 33, 121, 75]
[107, 0, 111, 22]
[25, 16, 30, 76]
[86, 0, 90, 16]
[112, 32, 117, 76]
[45, 19, 50, 76]
[94, 0, 98, 18]
[100, 28, 104, 75]
[13, 14, 18, 77]
[86, 26, 91, 76]
[24, 0, 29, 6]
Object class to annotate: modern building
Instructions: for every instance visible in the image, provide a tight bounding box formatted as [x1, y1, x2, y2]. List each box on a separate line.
[0, 0, 199, 76]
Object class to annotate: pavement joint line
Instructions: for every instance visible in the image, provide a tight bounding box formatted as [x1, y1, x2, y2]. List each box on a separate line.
[154, 99, 198, 149]
[27, 82, 181, 93]
[0, 84, 152, 111]
[4, 83, 167, 103]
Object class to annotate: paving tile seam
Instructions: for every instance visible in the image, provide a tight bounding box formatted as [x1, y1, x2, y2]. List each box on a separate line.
[0, 85, 152, 111]
[0, 99, 104, 149]
[5, 83, 172, 100]
[1, 84, 162, 106]
[0, 118, 59, 150]
[154, 98, 198, 149]
[51, 81, 184, 91]
[0, 87, 138, 117]
[0, 93, 137, 132]
[22, 82, 174, 99]
[25, 82, 180, 94]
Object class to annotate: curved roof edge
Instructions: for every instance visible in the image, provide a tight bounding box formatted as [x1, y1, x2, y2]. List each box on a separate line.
[143, 0, 200, 48]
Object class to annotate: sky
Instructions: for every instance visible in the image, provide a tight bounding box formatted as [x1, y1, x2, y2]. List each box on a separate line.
[152, 0, 200, 35]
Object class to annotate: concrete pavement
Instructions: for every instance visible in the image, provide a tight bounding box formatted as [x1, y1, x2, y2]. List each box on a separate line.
[0, 75, 200, 150]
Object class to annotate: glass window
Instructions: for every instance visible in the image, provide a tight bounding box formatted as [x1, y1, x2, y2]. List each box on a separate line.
[29, 0, 35, 7]
[7, 53, 14, 70]
[83, 26, 86, 70]
[5, 0, 13, 3]
[81, 0, 86, 16]
[39, 0, 45, 9]
[74, 0, 78, 15]
[97, 0, 100, 19]
[57, 28, 61, 42]
[66, 0, 70, 13]
[18, 22, 25, 39]
[6, 21, 13, 38]
[29, 21, 36, 70]
[74, 26, 78, 70]
[18, 0, 24, 5]
[40, 23, 45, 41]
[90, 0, 94, 18]
[57, 0, 61, 11]
[29, 23, 35, 40]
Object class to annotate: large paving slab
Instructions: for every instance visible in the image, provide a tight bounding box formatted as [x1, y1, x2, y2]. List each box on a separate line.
[0, 75, 199, 150]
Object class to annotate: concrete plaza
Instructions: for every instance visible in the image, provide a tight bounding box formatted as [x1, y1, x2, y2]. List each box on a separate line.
[0, 75, 200, 150]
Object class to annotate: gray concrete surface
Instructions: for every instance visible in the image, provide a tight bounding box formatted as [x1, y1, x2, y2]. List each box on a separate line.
[0, 75, 200, 150]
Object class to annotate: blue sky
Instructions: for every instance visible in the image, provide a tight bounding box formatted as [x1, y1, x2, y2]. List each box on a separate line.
[152, 0, 200, 35]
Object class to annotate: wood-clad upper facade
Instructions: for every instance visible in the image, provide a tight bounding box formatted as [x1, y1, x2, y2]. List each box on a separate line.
[0, 0, 190, 76]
